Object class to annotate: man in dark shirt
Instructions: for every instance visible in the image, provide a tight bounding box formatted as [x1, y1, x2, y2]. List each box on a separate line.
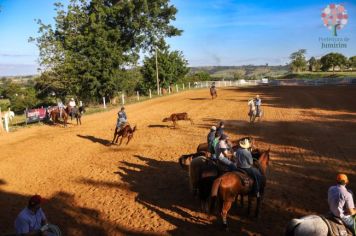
[216, 121, 225, 137]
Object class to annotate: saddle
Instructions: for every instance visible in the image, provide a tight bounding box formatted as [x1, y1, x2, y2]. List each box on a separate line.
[320, 214, 354, 236]
[234, 169, 252, 187]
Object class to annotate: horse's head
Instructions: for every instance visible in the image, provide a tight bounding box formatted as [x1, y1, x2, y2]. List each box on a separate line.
[258, 148, 271, 175]
[126, 125, 136, 145]
[179, 154, 193, 169]
[9, 111, 15, 121]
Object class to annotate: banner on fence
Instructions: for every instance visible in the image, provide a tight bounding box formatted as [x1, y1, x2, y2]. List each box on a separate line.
[26, 108, 47, 123]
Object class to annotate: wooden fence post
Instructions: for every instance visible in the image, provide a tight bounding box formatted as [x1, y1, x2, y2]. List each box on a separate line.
[0, 107, 3, 133]
[137, 91, 140, 101]
[176, 84, 179, 92]
[149, 89, 152, 98]
[121, 93, 125, 105]
[103, 97, 106, 108]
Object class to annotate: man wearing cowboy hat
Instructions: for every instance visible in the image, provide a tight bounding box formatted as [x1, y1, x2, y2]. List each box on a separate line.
[254, 95, 261, 117]
[15, 195, 50, 235]
[328, 174, 356, 233]
[235, 138, 262, 197]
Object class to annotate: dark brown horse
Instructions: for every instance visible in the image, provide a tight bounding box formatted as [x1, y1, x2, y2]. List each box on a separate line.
[210, 149, 271, 230]
[162, 112, 194, 128]
[210, 87, 217, 99]
[65, 106, 85, 125]
[112, 124, 137, 145]
[50, 107, 68, 127]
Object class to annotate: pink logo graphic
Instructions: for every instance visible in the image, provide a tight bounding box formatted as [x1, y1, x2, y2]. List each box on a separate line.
[321, 4, 348, 36]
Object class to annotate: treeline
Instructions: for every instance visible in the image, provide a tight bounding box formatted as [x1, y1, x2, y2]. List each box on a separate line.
[0, 0, 202, 113]
[30, 0, 192, 104]
[289, 49, 356, 72]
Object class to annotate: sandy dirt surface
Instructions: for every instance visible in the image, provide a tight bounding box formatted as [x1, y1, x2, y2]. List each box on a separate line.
[0, 86, 356, 236]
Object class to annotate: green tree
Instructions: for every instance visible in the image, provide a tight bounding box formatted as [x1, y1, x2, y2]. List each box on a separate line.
[320, 53, 347, 72]
[308, 57, 317, 72]
[141, 45, 189, 90]
[31, 0, 181, 103]
[348, 56, 356, 70]
[2, 82, 38, 113]
[289, 49, 307, 72]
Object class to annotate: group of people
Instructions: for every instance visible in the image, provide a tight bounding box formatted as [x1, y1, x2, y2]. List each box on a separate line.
[206, 121, 262, 197]
[206, 122, 355, 233]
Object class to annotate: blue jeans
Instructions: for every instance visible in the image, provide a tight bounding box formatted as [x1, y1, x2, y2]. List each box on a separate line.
[342, 215, 355, 233]
[218, 156, 237, 171]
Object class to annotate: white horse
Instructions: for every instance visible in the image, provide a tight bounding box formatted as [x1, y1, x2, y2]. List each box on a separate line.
[248, 100, 262, 123]
[285, 215, 353, 236]
[1, 111, 15, 132]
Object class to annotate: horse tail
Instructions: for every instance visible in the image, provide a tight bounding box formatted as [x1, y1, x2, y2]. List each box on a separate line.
[209, 177, 222, 214]
[284, 218, 302, 236]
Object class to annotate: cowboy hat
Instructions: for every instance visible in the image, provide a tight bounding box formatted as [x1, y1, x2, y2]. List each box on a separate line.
[256, 95, 260, 98]
[70, 98, 74, 101]
[239, 138, 251, 149]
[211, 126, 216, 131]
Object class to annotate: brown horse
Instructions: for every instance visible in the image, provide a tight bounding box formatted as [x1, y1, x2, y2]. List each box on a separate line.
[65, 106, 85, 125]
[112, 124, 137, 145]
[210, 87, 217, 99]
[162, 112, 194, 128]
[210, 149, 270, 230]
[50, 107, 68, 127]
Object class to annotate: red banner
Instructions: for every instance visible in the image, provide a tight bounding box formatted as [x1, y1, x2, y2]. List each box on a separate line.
[26, 108, 47, 123]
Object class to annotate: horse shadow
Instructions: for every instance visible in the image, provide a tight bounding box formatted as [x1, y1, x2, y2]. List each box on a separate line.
[76, 134, 111, 146]
[110, 155, 294, 235]
[147, 124, 171, 128]
[189, 98, 210, 101]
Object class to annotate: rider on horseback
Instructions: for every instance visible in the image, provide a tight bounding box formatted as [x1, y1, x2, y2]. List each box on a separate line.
[328, 174, 356, 234]
[235, 138, 262, 197]
[216, 134, 238, 171]
[116, 107, 127, 131]
[207, 126, 216, 149]
[68, 98, 76, 117]
[254, 95, 261, 117]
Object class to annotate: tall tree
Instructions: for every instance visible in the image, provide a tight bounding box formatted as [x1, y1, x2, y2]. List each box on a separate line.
[141, 45, 189, 90]
[289, 49, 307, 72]
[320, 53, 347, 72]
[308, 57, 317, 72]
[348, 56, 356, 70]
[30, 0, 181, 102]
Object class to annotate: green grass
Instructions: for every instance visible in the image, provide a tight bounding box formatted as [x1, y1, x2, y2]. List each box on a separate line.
[3, 87, 196, 132]
[278, 71, 356, 79]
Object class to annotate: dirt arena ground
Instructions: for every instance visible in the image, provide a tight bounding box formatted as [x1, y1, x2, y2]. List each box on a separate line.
[0, 85, 356, 236]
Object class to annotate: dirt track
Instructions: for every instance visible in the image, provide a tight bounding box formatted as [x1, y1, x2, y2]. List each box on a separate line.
[1, 86, 356, 236]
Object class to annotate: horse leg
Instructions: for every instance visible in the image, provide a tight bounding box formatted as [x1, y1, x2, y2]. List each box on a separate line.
[221, 201, 233, 231]
[239, 194, 244, 208]
[189, 118, 194, 125]
[247, 194, 252, 216]
[255, 196, 262, 218]
[118, 134, 125, 145]
[112, 128, 118, 144]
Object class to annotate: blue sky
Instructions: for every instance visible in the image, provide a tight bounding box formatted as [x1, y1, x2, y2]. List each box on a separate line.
[0, 0, 355, 76]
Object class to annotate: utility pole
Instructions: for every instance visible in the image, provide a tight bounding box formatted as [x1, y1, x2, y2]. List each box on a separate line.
[155, 46, 160, 95]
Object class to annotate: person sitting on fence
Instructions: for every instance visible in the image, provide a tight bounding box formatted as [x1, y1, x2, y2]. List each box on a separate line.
[15, 195, 50, 235]
[254, 95, 262, 117]
[116, 107, 127, 131]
